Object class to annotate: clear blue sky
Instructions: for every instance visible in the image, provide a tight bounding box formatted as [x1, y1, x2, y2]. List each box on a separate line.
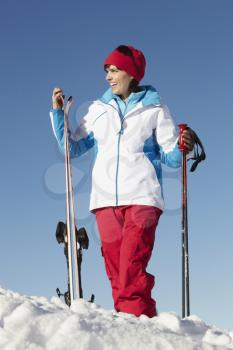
[0, 0, 232, 331]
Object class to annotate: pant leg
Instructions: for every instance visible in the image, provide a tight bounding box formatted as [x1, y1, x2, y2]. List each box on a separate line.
[95, 205, 162, 318]
[95, 206, 124, 309]
[116, 205, 162, 318]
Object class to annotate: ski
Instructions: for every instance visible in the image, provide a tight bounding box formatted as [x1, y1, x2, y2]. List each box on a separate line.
[63, 96, 81, 304]
[55, 96, 94, 306]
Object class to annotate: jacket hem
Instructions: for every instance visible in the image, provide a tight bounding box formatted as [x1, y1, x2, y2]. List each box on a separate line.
[90, 199, 164, 213]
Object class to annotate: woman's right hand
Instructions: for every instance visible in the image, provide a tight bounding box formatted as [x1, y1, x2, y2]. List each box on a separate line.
[52, 87, 65, 109]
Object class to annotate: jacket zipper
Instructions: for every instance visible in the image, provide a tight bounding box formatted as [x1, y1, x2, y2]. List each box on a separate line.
[115, 121, 124, 206]
[102, 102, 137, 206]
[115, 103, 126, 206]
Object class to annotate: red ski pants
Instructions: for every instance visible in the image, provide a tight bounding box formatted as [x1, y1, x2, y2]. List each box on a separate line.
[95, 205, 162, 318]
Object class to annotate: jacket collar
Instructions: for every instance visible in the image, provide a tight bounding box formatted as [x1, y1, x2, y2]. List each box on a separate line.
[100, 85, 161, 107]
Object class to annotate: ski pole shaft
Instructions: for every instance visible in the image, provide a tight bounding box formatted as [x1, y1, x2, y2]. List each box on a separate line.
[178, 124, 190, 318]
[182, 150, 190, 317]
[183, 152, 190, 317]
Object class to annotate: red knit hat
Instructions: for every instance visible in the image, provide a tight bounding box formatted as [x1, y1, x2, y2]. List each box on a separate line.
[104, 45, 146, 82]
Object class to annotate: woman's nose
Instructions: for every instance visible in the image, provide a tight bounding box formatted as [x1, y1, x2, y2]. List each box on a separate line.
[106, 71, 112, 81]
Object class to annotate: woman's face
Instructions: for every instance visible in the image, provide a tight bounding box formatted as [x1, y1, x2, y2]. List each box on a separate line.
[105, 65, 134, 100]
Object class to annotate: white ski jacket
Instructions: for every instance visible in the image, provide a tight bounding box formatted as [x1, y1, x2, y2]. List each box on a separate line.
[50, 86, 181, 212]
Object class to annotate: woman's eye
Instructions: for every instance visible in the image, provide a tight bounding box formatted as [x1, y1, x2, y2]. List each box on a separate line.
[105, 68, 119, 74]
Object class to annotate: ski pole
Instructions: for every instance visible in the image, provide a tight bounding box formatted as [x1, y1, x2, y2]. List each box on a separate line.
[178, 124, 206, 317]
[178, 124, 190, 318]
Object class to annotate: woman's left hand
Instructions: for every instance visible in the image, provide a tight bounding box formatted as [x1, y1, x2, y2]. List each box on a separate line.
[181, 129, 195, 152]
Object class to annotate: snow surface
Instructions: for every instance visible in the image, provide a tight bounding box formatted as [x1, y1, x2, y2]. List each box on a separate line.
[0, 287, 232, 350]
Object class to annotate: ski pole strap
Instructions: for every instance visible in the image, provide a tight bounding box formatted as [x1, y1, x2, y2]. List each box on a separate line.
[186, 127, 206, 172]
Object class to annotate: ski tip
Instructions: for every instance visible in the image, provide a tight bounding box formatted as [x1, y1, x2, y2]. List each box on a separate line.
[68, 96, 73, 102]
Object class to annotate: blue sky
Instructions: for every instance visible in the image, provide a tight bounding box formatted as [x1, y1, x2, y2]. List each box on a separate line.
[0, 0, 232, 330]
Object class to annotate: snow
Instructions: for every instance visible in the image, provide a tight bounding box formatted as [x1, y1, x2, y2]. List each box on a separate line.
[0, 287, 232, 350]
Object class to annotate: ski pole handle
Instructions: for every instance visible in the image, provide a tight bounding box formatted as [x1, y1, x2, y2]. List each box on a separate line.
[178, 123, 189, 153]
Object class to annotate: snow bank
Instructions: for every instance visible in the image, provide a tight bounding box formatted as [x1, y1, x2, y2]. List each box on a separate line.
[0, 287, 232, 350]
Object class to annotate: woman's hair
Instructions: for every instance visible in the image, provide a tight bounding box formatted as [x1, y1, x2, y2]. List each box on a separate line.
[116, 45, 135, 57]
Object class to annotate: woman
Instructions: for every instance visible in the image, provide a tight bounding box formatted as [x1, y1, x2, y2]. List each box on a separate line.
[50, 45, 194, 318]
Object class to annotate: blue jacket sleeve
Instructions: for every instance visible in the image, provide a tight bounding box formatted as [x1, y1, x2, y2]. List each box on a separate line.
[159, 142, 182, 168]
[49, 108, 96, 158]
